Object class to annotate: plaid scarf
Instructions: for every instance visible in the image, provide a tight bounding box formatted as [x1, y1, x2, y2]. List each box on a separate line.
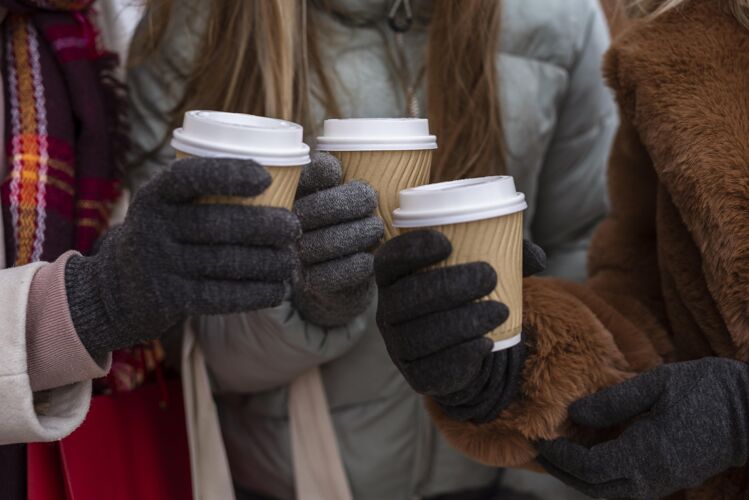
[0, 0, 126, 265]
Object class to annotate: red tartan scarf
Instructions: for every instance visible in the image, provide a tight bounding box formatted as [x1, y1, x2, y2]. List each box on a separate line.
[0, 0, 126, 265]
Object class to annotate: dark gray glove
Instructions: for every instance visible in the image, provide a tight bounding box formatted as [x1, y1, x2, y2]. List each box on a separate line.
[65, 157, 301, 358]
[291, 153, 384, 327]
[537, 358, 749, 499]
[374, 229, 545, 423]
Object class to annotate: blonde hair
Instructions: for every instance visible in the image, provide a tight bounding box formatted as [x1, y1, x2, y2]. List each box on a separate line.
[130, 0, 506, 182]
[625, 0, 749, 28]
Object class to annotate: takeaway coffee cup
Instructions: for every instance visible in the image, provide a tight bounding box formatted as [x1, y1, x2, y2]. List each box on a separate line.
[393, 176, 527, 351]
[317, 118, 437, 240]
[171, 111, 311, 209]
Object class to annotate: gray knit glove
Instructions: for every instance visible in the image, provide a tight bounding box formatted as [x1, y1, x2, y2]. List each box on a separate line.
[291, 153, 384, 327]
[65, 157, 301, 358]
[537, 358, 749, 499]
[375, 230, 545, 423]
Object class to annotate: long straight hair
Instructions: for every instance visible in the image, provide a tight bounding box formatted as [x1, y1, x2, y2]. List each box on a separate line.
[129, 0, 506, 182]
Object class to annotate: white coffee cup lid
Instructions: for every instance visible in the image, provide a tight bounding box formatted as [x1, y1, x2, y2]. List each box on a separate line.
[393, 176, 527, 228]
[171, 111, 311, 166]
[316, 118, 438, 151]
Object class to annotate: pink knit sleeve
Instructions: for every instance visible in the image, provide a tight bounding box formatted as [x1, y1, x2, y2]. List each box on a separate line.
[26, 251, 112, 392]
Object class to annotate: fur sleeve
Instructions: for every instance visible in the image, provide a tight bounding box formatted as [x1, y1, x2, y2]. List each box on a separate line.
[585, 97, 675, 361]
[426, 277, 659, 468]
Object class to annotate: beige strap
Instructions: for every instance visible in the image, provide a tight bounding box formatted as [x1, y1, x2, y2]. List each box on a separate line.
[289, 368, 353, 500]
[182, 322, 236, 500]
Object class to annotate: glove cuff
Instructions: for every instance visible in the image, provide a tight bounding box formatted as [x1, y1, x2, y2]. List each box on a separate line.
[477, 338, 528, 423]
[65, 254, 126, 359]
[292, 280, 375, 328]
[435, 336, 527, 424]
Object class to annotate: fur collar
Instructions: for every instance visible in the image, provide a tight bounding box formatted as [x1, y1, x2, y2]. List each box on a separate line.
[605, 0, 749, 358]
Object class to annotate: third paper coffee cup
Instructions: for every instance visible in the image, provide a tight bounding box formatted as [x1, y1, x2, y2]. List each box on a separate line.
[393, 176, 528, 351]
[171, 111, 310, 209]
[317, 118, 437, 240]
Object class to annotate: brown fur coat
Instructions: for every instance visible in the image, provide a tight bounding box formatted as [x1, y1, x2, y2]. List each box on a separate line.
[429, 1, 749, 498]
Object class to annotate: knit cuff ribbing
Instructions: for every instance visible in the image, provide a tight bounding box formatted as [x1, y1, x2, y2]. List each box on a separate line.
[64, 254, 123, 359]
[26, 252, 111, 392]
[435, 336, 528, 424]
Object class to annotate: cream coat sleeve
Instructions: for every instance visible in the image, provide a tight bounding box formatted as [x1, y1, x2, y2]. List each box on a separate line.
[0, 263, 93, 445]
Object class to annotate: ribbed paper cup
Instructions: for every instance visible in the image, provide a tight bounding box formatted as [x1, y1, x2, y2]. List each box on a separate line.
[393, 176, 527, 351]
[172, 111, 310, 209]
[317, 118, 437, 240]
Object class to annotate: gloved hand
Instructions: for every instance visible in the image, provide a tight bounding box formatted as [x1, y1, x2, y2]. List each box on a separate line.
[374, 229, 546, 423]
[291, 153, 384, 327]
[65, 157, 301, 358]
[537, 358, 749, 499]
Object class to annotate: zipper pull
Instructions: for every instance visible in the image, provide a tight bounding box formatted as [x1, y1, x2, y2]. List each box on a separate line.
[388, 0, 413, 33]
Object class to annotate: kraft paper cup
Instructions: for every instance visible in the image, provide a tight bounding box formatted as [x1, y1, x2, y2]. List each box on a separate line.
[317, 118, 437, 240]
[172, 111, 310, 209]
[393, 176, 527, 351]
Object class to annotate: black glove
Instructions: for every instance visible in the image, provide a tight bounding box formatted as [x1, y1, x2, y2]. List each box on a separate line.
[65, 157, 301, 358]
[291, 153, 384, 327]
[537, 358, 749, 499]
[374, 229, 545, 423]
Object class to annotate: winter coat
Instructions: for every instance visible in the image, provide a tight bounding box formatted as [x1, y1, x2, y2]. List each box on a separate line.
[0, 260, 101, 446]
[430, 2, 749, 498]
[0, 188, 105, 447]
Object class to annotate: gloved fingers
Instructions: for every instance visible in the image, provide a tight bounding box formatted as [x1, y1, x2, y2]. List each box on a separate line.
[294, 181, 378, 231]
[176, 245, 297, 282]
[379, 262, 497, 325]
[298, 217, 384, 264]
[302, 252, 374, 294]
[536, 438, 629, 486]
[145, 157, 272, 203]
[522, 239, 547, 277]
[296, 152, 342, 198]
[172, 204, 301, 247]
[384, 301, 508, 361]
[374, 230, 452, 287]
[536, 454, 632, 500]
[182, 279, 287, 315]
[400, 337, 493, 395]
[568, 369, 666, 429]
